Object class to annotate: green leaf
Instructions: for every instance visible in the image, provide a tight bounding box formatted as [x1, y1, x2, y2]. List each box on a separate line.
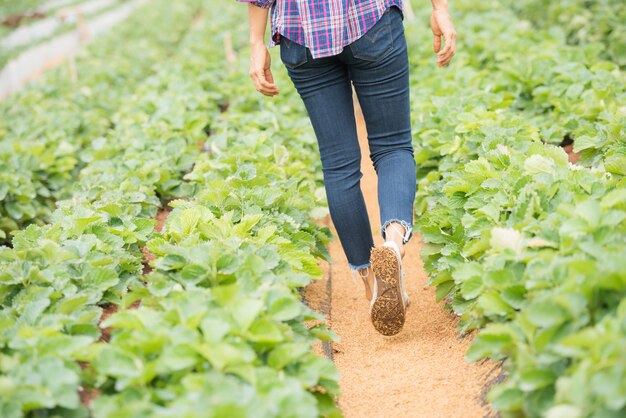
[86, 267, 119, 291]
[523, 154, 556, 176]
[466, 323, 515, 361]
[573, 135, 605, 152]
[488, 387, 523, 411]
[490, 227, 523, 254]
[156, 344, 198, 373]
[200, 317, 231, 343]
[247, 318, 284, 343]
[156, 254, 187, 271]
[195, 342, 256, 371]
[519, 369, 555, 392]
[604, 154, 626, 176]
[230, 297, 264, 330]
[545, 405, 583, 418]
[435, 280, 455, 302]
[268, 342, 310, 369]
[526, 300, 568, 328]
[460, 276, 483, 300]
[478, 290, 514, 316]
[180, 264, 208, 283]
[268, 297, 303, 321]
[95, 346, 143, 379]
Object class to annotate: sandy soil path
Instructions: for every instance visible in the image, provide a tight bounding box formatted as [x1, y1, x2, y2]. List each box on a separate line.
[319, 97, 495, 418]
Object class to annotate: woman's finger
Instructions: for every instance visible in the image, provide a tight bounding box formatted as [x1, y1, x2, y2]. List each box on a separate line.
[444, 32, 456, 55]
[437, 45, 452, 65]
[433, 34, 441, 53]
[264, 68, 279, 94]
[440, 49, 454, 66]
[254, 71, 278, 93]
[437, 35, 456, 67]
[440, 48, 455, 66]
[256, 82, 276, 96]
[445, 39, 456, 64]
[254, 73, 278, 96]
[437, 42, 452, 59]
[255, 70, 277, 89]
[437, 52, 451, 67]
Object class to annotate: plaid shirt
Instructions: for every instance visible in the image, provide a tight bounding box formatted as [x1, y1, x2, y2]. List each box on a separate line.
[239, 0, 404, 59]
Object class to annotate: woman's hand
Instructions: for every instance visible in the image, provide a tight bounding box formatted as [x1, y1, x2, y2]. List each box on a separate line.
[249, 42, 279, 96]
[430, 7, 457, 67]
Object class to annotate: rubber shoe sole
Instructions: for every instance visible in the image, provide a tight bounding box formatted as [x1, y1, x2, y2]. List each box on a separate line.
[369, 245, 406, 336]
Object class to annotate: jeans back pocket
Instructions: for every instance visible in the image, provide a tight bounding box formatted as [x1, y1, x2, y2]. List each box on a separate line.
[348, 8, 395, 61]
[279, 35, 309, 69]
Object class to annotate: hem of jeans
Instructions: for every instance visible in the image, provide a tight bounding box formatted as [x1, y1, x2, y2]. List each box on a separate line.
[381, 218, 413, 245]
[348, 261, 371, 271]
[349, 261, 372, 285]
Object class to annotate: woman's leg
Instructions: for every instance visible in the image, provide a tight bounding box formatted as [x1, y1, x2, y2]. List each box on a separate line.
[343, 7, 416, 256]
[279, 37, 375, 277]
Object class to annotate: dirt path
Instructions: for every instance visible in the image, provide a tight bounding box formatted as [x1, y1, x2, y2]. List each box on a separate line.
[321, 97, 495, 418]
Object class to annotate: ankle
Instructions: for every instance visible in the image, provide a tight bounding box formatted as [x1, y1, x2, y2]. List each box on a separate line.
[384, 222, 407, 255]
[395, 243, 405, 259]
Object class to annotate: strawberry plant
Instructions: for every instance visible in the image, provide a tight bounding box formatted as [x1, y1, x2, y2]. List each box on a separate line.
[0, 0, 206, 242]
[405, 0, 626, 416]
[501, 0, 626, 67]
[1, 3, 339, 417]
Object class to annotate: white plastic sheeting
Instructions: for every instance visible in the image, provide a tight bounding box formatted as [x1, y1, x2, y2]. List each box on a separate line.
[1, 0, 117, 49]
[41, 0, 82, 12]
[0, 0, 143, 100]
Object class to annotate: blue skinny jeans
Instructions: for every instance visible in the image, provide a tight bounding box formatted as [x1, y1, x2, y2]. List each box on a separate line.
[279, 6, 416, 272]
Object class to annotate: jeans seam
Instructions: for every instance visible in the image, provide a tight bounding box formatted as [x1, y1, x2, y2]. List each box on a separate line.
[280, 35, 308, 69]
[349, 11, 394, 61]
[348, 261, 371, 271]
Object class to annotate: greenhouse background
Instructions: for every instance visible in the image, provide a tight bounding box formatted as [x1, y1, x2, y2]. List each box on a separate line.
[0, 0, 625, 417]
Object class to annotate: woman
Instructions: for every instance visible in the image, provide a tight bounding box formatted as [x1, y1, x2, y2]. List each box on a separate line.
[241, 0, 456, 335]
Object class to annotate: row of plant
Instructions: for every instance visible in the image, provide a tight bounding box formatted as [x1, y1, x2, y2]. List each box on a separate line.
[407, 0, 625, 186]
[0, 0, 226, 415]
[0, 0, 86, 21]
[405, 0, 625, 416]
[1, 3, 339, 418]
[0, 0, 49, 20]
[0, 0, 131, 69]
[87, 71, 338, 417]
[0, 0, 203, 242]
[500, 0, 626, 68]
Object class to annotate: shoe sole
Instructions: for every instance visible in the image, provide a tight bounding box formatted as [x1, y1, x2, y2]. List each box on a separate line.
[370, 246, 406, 336]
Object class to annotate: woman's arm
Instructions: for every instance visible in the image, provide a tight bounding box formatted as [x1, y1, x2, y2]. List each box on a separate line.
[430, 0, 457, 67]
[247, 4, 279, 96]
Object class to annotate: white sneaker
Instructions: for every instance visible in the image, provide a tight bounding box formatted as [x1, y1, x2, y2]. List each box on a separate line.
[385, 241, 410, 307]
[369, 241, 408, 336]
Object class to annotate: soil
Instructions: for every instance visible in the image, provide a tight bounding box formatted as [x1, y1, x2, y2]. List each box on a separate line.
[141, 205, 172, 274]
[83, 204, 173, 406]
[1, 12, 46, 28]
[78, 386, 101, 408]
[155, 206, 172, 232]
[562, 143, 581, 164]
[314, 98, 496, 417]
[305, 213, 334, 359]
[98, 303, 119, 343]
